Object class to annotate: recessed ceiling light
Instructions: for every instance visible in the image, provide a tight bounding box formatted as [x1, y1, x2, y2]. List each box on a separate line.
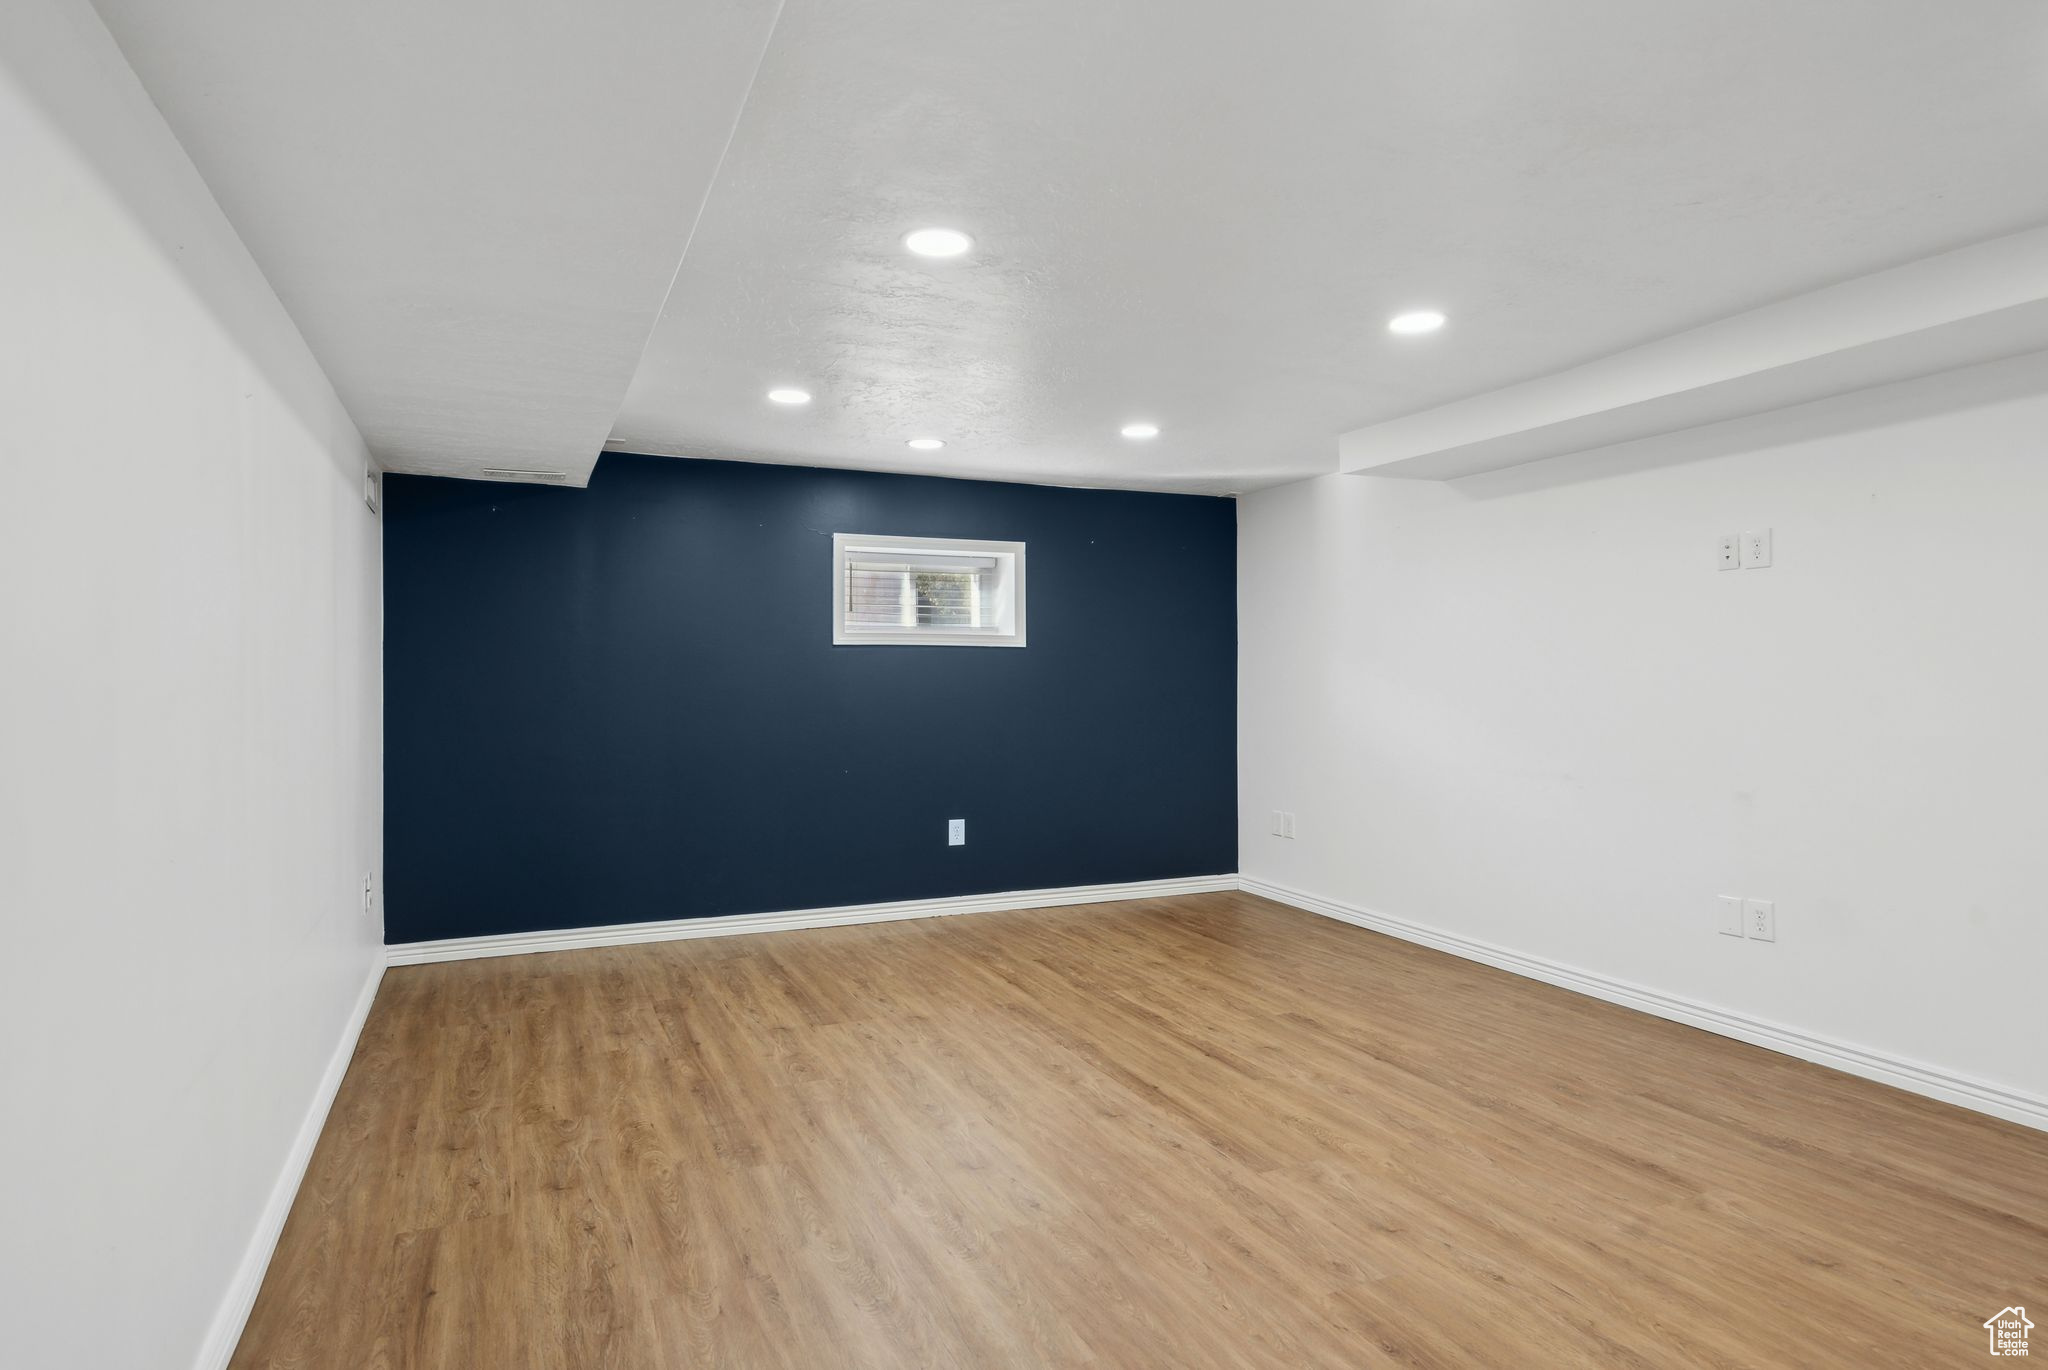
[904, 227, 973, 258]
[1120, 422, 1160, 439]
[906, 438, 946, 451]
[1388, 309, 1447, 335]
[766, 387, 811, 405]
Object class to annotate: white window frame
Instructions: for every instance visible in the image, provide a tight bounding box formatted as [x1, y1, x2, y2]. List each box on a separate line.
[832, 533, 1027, 648]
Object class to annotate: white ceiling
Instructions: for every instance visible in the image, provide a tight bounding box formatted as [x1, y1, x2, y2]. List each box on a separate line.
[99, 0, 2048, 494]
[89, 0, 782, 480]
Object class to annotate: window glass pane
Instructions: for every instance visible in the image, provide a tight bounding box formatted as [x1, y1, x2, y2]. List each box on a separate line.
[845, 556, 996, 630]
[913, 571, 977, 625]
[845, 568, 909, 626]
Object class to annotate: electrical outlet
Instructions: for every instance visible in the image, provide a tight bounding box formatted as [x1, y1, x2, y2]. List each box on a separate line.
[362, 872, 375, 917]
[1716, 894, 1744, 937]
[1744, 898, 1776, 941]
[1741, 528, 1773, 569]
[1716, 535, 1740, 571]
[947, 818, 965, 847]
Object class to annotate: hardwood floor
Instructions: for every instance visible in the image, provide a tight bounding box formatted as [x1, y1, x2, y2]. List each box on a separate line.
[232, 891, 2047, 1368]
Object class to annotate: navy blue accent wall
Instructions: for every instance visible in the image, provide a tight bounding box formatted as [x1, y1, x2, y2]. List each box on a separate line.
[383, 455, 1236, 944]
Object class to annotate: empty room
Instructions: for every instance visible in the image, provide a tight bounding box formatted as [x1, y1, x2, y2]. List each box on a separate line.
[6, 1, 2048, 1366]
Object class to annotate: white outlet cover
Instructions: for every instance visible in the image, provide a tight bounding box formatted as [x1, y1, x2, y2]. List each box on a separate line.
[1716, 894, 1744, 936]
[947, 818, 965, 846]
[1744, 897, 1776, 941]
[1717, 535, 1740, 571]
[1741, 528, 1773, 568]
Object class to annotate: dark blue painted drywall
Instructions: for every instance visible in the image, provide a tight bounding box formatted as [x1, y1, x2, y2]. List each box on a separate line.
[383, 454, 1237, 944]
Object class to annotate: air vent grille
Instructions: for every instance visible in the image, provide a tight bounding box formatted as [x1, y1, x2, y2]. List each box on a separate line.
[480, 467, 571, 485]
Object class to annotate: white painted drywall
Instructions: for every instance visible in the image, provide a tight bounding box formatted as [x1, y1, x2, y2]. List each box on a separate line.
[91, 0, 785, 487]
[0, 3, 382, 1366]
[1240, 353, 2048, 1110]
[1338, 228, 2048, 480]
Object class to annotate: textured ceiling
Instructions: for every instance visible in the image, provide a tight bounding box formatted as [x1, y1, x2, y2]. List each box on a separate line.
[610, 0, 2048, 493]
[98, 0, 2048, 493]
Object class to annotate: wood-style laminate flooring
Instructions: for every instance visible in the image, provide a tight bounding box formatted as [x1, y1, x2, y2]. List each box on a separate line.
[231, 891, 2048, 1368]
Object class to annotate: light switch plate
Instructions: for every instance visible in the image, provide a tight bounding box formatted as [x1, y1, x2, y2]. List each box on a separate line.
[1744, 897, 1776, 941]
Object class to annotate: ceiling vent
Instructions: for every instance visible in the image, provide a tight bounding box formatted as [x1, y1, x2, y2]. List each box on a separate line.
[480, 467, 571, 484]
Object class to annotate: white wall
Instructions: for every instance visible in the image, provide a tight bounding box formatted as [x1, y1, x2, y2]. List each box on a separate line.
[0, 3, 383, 1366]
[1240, 354, 2048, 1121]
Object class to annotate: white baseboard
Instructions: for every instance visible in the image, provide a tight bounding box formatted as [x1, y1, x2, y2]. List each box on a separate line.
[385, 874, 1241, 966]
[1240, 875, 2048, 1134]
[194, 957, 386, 1370]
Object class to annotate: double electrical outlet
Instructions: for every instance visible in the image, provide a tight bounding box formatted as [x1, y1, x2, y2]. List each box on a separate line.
[1717, 528, 1773, 570]
[1717, 894, 1775, 942]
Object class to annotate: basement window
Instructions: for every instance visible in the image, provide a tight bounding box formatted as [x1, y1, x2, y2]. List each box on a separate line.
[832, 533, 1026, 647]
